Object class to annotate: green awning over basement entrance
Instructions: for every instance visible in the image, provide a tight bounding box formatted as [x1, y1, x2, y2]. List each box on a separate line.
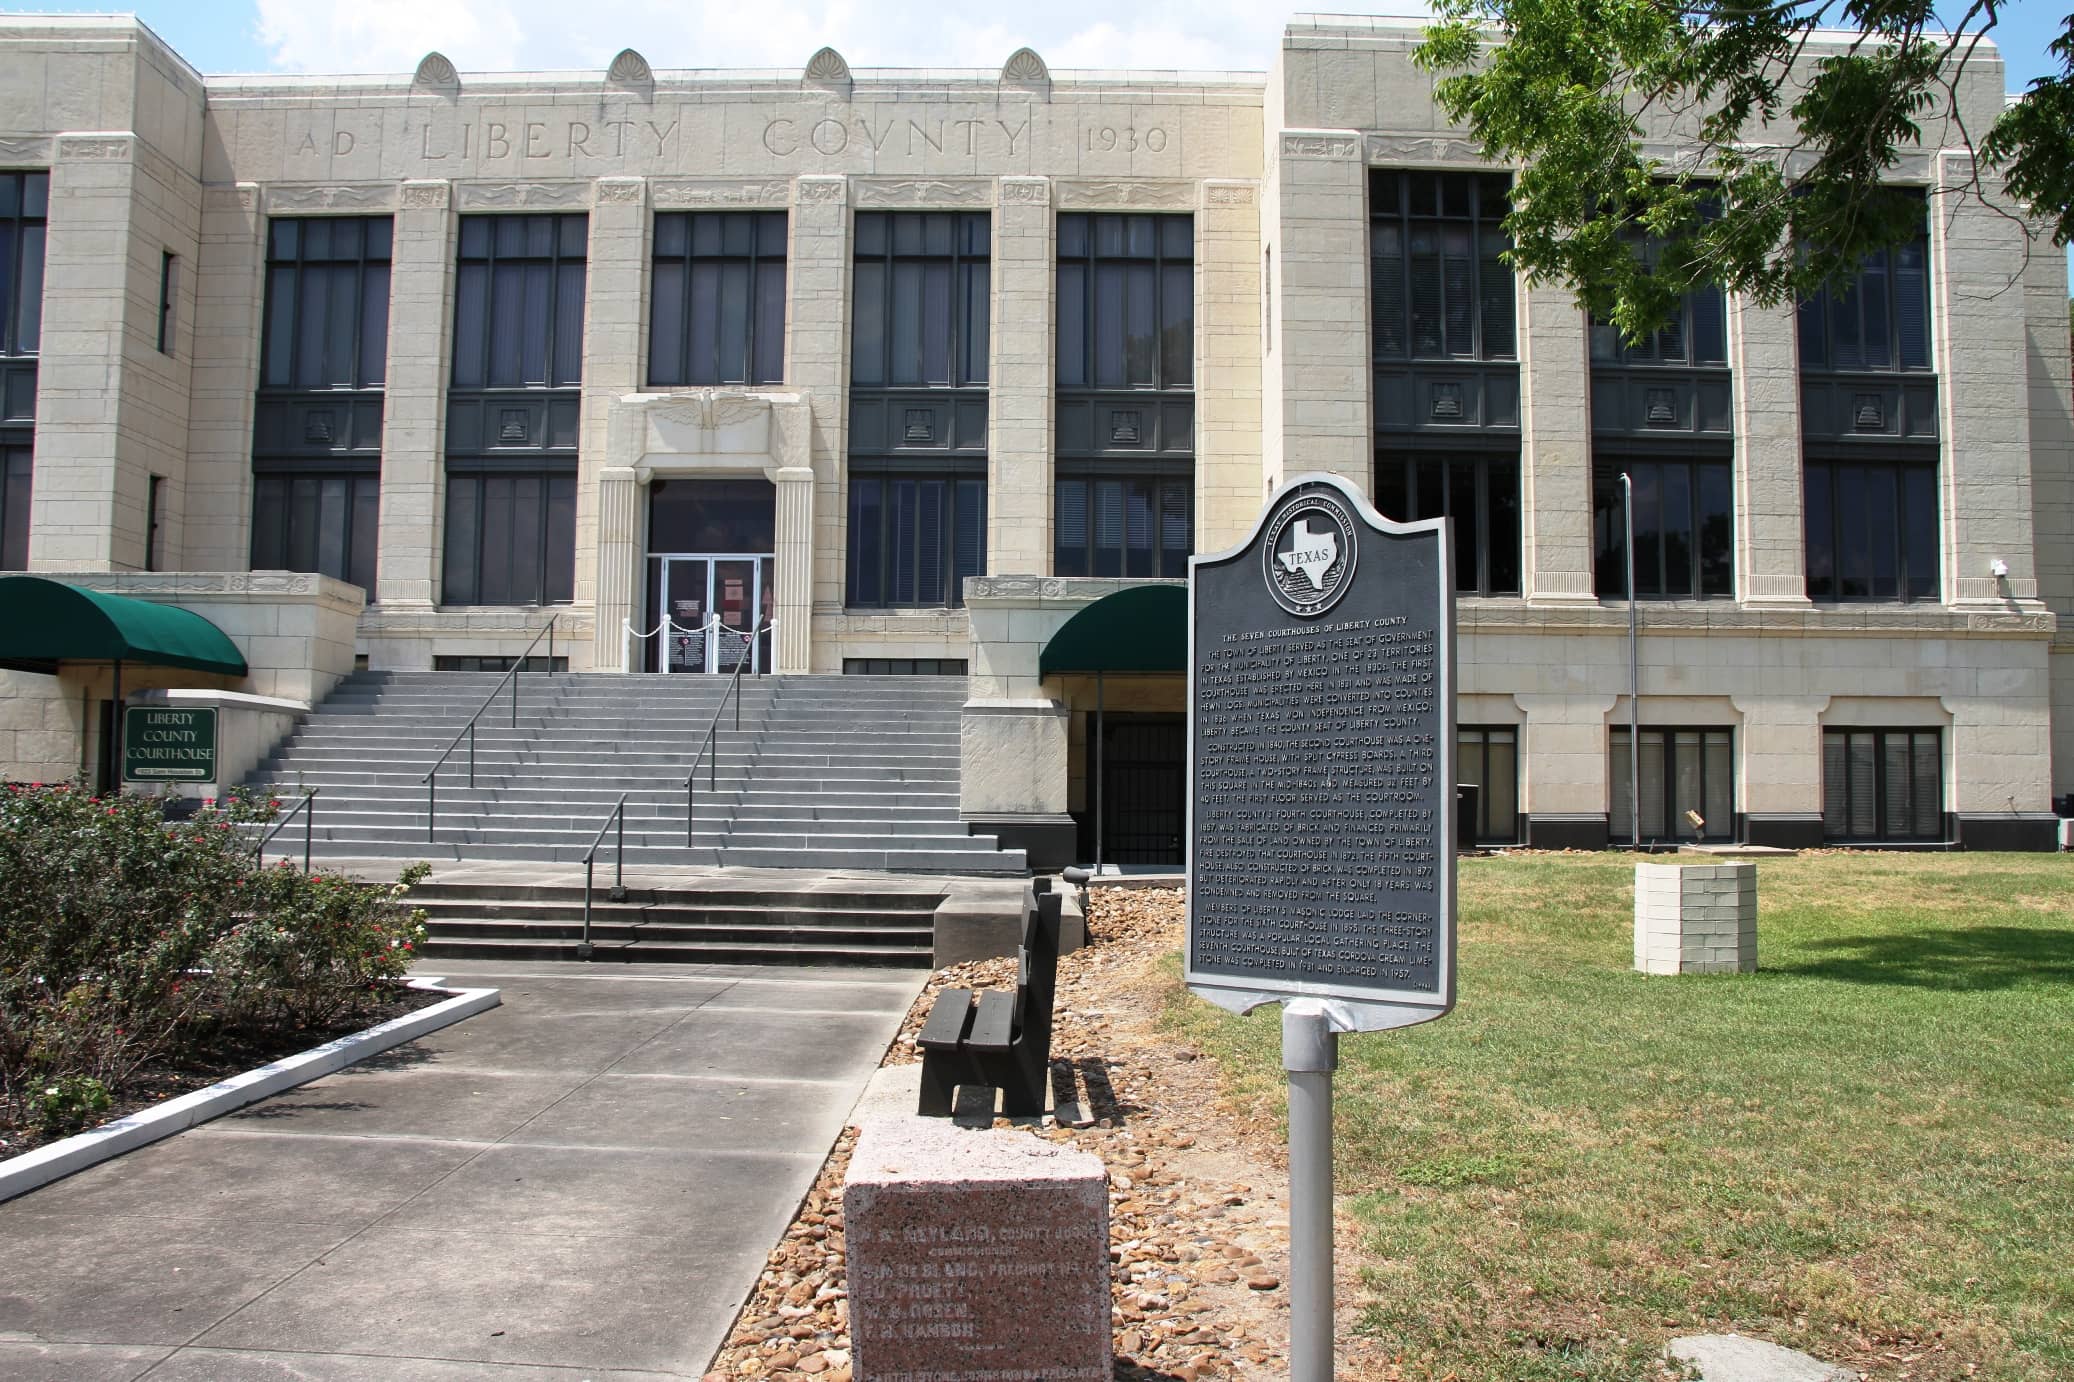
[1039, 583, 1188, 677]
[0, 576, 249, 677]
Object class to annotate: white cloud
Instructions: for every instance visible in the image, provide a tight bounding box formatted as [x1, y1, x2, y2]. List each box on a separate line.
[252, 0, 1289, 75]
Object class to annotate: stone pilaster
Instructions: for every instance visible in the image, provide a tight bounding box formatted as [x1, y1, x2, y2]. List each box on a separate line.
[29, 133, 141, 570]
[1518, 282, 1596, 602]
[773, 464, 815, 672]
[989, 176, 1054, 576]
[373, 179, 454, 607]
[1731, 694, 1828, 844]
[1934, 155, 2045, 608]
[184, 184, 265, 573]
[592, 466, 641, 670]
[582, 176, 648, 668]
[1514, 691, 1618, 847]
[789, 175, 850, 616]
[1196, 180, 1264, 549]
[1731, 296, 1810, 604]
[1261, 130, 1369, 495]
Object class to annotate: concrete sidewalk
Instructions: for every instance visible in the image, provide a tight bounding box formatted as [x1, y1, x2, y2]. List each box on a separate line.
[0, 960, 923, 1380]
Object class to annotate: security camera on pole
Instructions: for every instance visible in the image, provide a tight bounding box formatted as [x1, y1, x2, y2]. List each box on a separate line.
[1187, 472, 1458, 1381]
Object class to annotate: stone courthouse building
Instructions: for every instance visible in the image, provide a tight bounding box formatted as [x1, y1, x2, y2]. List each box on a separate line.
[0, 11, 2068, 861]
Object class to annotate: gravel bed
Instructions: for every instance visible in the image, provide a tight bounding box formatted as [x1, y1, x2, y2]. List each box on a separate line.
[702, 885, 1397, 1381]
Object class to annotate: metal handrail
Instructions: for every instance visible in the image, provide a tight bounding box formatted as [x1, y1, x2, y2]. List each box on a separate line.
[578, 791, 631, 960]
[684, 624, 770, 849]
[256, 788, 319, 872]
[422, 615, 559, 843]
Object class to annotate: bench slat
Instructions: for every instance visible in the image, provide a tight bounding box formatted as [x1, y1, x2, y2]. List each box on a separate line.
[917, 988, 976, 1051]
[966, 990, 1016, 1052]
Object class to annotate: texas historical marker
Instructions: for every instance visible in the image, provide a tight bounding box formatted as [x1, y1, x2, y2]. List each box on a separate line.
[1186, 471, 1457, 1019]
[1185, 471, 1458, 1382]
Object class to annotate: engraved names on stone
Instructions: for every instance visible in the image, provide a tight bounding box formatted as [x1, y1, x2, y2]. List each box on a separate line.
[844, 1120, 1111, 1382]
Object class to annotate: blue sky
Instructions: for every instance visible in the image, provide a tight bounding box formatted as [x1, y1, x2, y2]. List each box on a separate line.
[32, 2, 2073, 87]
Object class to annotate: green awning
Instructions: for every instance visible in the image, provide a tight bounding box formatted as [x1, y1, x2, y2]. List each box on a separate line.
[1039, 583, 1187, 677]
[0, 576, 249, 677]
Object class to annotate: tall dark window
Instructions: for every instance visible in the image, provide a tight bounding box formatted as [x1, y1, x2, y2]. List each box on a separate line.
[852, 212, 988, 388]
[1588, 239, 1728, 368]
[1371, 171, 1521, 550]
[1593, 460, 1734, 598]
[1, 443, 28, 570]
[1823, 728, 1943, 841]
[157, 251, 176, 355]
[1588, 221, 1735, 591]
[1055, 213, 1194, 577]
[1370, 171, 1514, 363]
[1053, 476, 1191, 579]
[1611, 727, 1735, 843]
[1458, 726, 1519, 844]
[1799, 200, 1939, 601]
[252, 216, 392, 597]
[0, 172, 47, 358]
[260, 218, 390, 390]
[848, 212, 989, 608]
[846, 474, 986, 607]
[250, 472, 380, 594]
[0, 172, 47, 572]
[1798, 229, 1932, 373]
[443, 472, 576, 606]
[443, 214, 584, 606]
[649, 211, 785, 387]
[145, 475, 164, 571]
[452, 215, 585, 391]
[1057, 213, 1192, 390]
[1375, 453, 1521, 595]
[1804, 459, 1938, 602]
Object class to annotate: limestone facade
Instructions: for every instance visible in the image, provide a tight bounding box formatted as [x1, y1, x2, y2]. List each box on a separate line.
[0, 14, 2066, 850]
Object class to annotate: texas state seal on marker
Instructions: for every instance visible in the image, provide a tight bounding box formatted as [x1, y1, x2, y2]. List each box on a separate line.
[1262, 488, 1359, 619]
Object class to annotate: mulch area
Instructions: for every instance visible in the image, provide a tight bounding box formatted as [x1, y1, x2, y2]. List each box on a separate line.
[703, 885, 1399, 1382]
[0, 982, 446, 1164]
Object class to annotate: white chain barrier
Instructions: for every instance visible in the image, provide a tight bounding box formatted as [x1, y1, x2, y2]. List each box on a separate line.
[621, 615, 776, 672]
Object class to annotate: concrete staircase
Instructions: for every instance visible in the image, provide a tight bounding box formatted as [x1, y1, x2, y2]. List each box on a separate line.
[407, 878, 940, 966]
[245, 670, 1025, 876]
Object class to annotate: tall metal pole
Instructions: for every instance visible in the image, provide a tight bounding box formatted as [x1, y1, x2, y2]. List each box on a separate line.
[111, 658, 124, 794]
[1093, 669, 1105, 874]
[1284, 1000, 1338, 1382]
[1620, 472, 1640, 849]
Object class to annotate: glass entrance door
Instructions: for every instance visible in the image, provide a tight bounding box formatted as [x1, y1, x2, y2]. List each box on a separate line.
[655, 554, 774, 674]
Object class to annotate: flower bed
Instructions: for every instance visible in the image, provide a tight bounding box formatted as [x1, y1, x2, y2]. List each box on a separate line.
[0, 782, 432, 1158]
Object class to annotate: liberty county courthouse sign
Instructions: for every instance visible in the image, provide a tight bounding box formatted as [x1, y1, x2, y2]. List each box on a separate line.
[122, 707, 217, 784]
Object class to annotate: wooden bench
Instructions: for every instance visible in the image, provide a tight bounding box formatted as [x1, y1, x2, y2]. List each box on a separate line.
[916, 880, 1063, 1118]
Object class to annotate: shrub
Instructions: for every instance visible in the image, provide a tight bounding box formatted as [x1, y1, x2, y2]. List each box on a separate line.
[207, 861, 431, 1029]
[0, 782, 427, 1132]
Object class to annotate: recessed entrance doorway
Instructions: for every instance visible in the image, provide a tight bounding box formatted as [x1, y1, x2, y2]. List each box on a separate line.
[643, 477, 776, 675]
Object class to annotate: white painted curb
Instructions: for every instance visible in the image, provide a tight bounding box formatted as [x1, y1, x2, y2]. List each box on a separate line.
[0, 977, 500, 1203]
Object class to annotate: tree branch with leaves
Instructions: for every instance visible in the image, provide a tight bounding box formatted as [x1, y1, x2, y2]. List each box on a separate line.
[1415, 0, 2070, 341]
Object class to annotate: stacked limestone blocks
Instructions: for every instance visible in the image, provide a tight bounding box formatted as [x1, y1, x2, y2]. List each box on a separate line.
[1633, 862, 1759, 975]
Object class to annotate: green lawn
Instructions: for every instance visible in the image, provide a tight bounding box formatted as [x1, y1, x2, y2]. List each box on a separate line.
[1165, 853, 2074, 1381]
